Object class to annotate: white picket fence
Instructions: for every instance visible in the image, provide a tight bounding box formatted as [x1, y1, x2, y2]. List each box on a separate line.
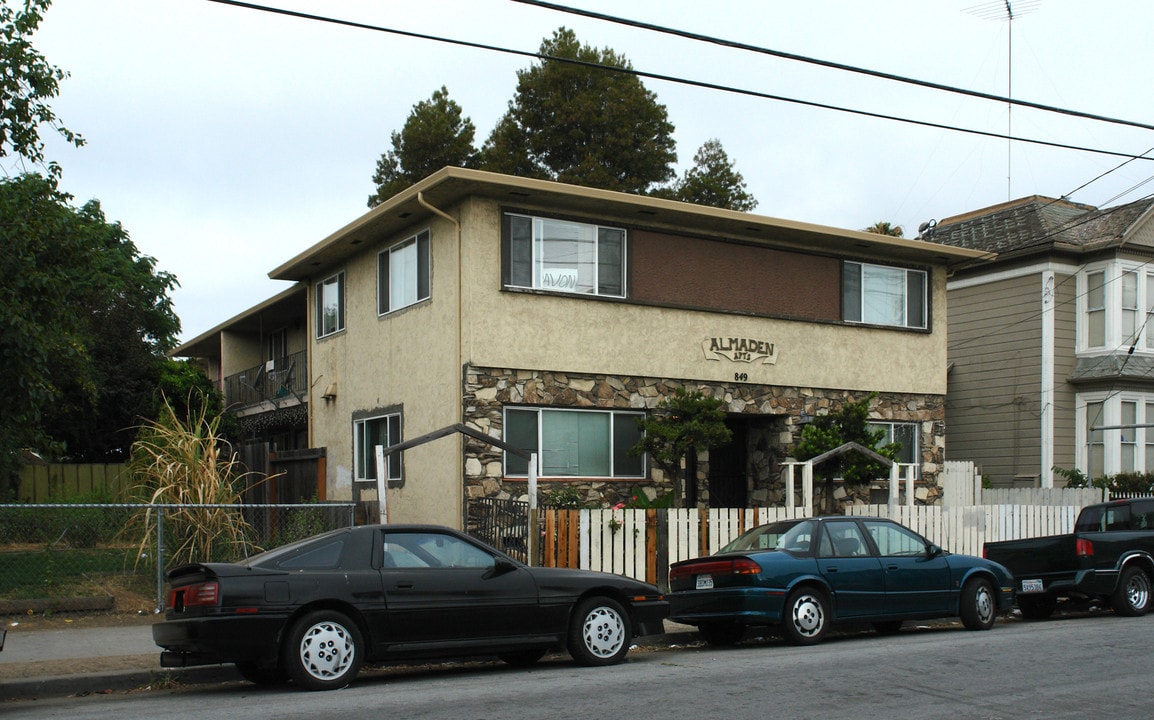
[846, 504, 1081, 557]
[568, 503, 1086, 585]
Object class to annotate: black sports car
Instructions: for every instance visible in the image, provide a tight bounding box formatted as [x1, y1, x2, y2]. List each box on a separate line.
[153, 524, 668, 690]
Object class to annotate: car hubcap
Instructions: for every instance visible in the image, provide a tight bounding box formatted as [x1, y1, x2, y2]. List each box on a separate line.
[792, 594, 824, 637]
[582, 606, 625, 658]
[1127, 574, 1150, 610]
[975, 585, 994, 624]
[299, 621, 355, 681]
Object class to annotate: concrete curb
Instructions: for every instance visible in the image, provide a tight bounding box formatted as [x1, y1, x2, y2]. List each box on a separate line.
[1, 664, 238, 701]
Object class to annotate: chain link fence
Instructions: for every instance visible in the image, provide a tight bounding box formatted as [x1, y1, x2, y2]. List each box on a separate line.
[0, 502, 355, 613]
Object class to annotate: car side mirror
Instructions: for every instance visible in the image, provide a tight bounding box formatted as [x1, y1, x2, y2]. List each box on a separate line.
[487, 558, 518, 578]
[927, 544, 943, 558]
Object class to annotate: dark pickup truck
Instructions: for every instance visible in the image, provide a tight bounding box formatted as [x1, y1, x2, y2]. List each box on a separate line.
[983, 498, 1154, 619]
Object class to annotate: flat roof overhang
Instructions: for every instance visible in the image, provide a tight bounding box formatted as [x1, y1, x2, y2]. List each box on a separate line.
[269, 167, 992, 282]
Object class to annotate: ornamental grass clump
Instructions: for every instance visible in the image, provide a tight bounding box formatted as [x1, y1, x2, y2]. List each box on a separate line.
[127, 396, 261, 567]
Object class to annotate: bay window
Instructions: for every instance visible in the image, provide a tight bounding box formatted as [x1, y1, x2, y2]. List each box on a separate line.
[1079, 393, 1154, 477]
[1080, 262, 1154, 351]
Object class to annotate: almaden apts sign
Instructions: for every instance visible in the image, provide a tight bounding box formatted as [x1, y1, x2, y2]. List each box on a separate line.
[702, 337, 778, 364]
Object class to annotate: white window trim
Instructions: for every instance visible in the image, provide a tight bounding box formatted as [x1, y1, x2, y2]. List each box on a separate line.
[1078, 260, 1154, 354]
[1075, 391, 1154, 477]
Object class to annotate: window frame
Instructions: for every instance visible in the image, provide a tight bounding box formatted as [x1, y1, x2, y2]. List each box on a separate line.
[502, 212, 627, 299]
[869, 421, 919, 469]
[1079, 261, 1154, 353]
[315, 271, 346, 339]
[353, 412, 403, 485]
[503, 406, 646, 479]
[378, 229, 431, 316]
[842, 260, 927, 330]
[1077, 391, 1154, 477]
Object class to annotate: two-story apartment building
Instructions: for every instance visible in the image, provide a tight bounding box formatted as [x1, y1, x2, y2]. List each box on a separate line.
[927, 194, 1154, 486]
[196, 167, 980, 528]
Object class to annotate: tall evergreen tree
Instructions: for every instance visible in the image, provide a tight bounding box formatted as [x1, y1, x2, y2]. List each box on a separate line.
[478, 27, 677, 194]
[368, 86, 477, 207]
[657, 138, 758, 211]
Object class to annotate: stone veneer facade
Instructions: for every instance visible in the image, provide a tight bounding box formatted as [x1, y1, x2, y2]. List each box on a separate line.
[462, 366, 946, 511]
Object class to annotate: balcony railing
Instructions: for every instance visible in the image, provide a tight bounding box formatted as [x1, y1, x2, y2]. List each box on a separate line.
[222, 350, 308, 410]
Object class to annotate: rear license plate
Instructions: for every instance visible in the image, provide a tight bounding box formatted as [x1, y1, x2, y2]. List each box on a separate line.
[696, 574, 714, 590]
[1020, 579, 1044, 593]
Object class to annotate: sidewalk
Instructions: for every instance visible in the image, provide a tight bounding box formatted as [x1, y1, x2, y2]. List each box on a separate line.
[0, 615, 700, 700]
[0, 616, 235, 700]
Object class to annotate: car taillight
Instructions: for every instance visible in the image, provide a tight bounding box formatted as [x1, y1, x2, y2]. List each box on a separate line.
[670, 557, 762, 582]
[168, 581, 220, 610]
[1076, 538, 1094, 557]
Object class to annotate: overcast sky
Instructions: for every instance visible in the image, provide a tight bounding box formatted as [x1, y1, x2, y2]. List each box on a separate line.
[22, 0, 1154, 342]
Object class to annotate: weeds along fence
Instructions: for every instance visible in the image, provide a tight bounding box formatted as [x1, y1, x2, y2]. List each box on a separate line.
[0, 502, 355, 614]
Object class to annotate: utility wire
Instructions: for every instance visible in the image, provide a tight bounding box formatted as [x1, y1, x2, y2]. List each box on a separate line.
[511, 0, 1154, 134]
[206, 0, 1154, 164]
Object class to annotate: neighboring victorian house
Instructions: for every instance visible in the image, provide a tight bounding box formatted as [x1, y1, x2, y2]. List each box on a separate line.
[924, 195, 1154, 487]
[184, 166, 979, 529]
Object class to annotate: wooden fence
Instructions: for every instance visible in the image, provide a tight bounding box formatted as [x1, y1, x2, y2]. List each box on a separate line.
[10, 463, 131, 503]
[539, 506, 812, 588]
[540, 503, 1087, 589]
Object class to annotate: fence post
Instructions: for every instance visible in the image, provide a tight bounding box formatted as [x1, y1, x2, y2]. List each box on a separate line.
[527, 452, 538, 566]
[155, 508, 165, 613]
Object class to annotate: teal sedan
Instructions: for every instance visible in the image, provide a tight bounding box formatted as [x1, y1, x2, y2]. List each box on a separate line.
[668, 516, 1014, 646]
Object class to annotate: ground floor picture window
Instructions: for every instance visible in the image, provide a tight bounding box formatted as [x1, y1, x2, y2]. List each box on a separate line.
[504, 407, 645, 478]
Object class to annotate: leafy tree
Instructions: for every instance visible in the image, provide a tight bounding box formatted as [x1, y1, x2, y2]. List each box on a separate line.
[863, 221, 904, 237]
[0, 174, 180, 478]
[0, 0, 83, 174]
[367, 86, 477, 207]
[478, 27, 677, 194]
[654, 138, 757, 211]
[154, 358, 238, 444]
[631, 388, 732, 507]
[793, 393, 900, 514]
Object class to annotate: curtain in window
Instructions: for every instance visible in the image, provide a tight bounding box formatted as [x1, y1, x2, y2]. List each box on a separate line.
[861, 264, 905, 326]
[542, 410, 610, 476]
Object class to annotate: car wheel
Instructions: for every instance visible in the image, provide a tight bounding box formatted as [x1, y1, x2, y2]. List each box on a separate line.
[698, 622, 745, 647]
[235, 661, 289, 685]
[781, 587, 828, 645]
[282, 610, 364, 691]
[872, 620, 903, 635]
[1112, 566, 1151, 617]
[1016, 594, 1056, 620]
[959, 577, 997, 630]
[499, 648, 548, 667]
[568, 596, 631, 666]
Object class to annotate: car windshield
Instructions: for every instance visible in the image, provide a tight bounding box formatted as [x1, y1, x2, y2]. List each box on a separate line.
[720, 520, 814, 553]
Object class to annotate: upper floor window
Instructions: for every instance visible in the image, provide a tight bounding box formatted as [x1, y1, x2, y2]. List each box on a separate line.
[504, 407, 645, 478]
[843, 261, 926, 329]
[1080, 263, 1154, 351]
[354, 412, 402, 484]
[504, 214, 625, 297]
[379, 229, 430, 315]
[315, 272, 345, 339]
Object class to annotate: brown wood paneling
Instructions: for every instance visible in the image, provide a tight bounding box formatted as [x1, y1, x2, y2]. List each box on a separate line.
[630, 230, 842, 320]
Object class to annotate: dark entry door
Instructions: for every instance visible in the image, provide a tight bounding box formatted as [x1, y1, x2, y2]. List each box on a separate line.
[708, 418, 749, 507]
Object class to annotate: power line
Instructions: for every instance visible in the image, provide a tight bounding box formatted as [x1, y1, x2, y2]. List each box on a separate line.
[510, 0, 1154, 134]
[206, 0, 1154, 164]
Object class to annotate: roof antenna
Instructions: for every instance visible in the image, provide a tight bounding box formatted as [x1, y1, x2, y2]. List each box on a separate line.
[965, 1, 1040, 201]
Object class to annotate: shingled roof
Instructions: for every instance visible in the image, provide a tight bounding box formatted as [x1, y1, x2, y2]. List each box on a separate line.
[923, 196, 1093, 254]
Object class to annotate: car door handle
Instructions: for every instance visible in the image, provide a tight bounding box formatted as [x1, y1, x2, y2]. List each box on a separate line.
[824, 566, 839, 573]
[887, 565, 899, 571]
[394, 582, 414, 590]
